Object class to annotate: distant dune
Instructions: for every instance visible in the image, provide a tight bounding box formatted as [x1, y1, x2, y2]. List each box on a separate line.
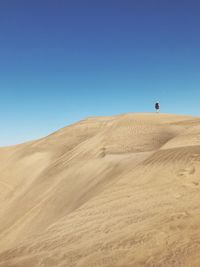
[0, 113, 200, 267]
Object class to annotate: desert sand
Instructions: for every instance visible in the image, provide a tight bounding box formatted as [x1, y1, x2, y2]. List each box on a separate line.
[0, 113, 200, 267]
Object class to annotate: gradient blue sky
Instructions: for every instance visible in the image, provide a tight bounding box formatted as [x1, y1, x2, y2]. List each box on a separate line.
[0, 0, 200, 146]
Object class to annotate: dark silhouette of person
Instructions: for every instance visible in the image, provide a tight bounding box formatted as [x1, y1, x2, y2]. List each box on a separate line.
[155, 102, 160, 113]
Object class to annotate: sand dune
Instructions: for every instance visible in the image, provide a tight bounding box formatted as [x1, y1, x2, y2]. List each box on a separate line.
[0, 113, 200, 266]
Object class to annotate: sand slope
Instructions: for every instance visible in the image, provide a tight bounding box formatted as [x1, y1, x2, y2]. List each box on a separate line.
[0, 113, 200, 266]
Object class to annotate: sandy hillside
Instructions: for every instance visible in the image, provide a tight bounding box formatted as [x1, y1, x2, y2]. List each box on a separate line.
[0, 113, 200, 267]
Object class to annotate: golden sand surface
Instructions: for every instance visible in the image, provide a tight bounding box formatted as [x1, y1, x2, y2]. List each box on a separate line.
[0, 113, 200, 267]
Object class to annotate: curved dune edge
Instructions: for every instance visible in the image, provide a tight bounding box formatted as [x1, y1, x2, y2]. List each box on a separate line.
[0, 113, 200, 267]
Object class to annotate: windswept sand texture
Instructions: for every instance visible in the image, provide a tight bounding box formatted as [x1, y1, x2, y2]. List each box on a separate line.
[0, 113, 200, 267]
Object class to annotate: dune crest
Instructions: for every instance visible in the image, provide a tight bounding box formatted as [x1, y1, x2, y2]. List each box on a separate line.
[0, 113, 200, 267]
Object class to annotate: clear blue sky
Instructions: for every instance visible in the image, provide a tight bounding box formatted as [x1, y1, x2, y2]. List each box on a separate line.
[0, 0, 200, 146]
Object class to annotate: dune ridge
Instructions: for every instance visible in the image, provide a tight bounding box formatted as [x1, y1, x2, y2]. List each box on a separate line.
[0, 113, 200, 266]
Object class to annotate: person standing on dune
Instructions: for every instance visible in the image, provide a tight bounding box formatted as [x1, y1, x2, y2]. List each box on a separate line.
[155, 101, 160, 113]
